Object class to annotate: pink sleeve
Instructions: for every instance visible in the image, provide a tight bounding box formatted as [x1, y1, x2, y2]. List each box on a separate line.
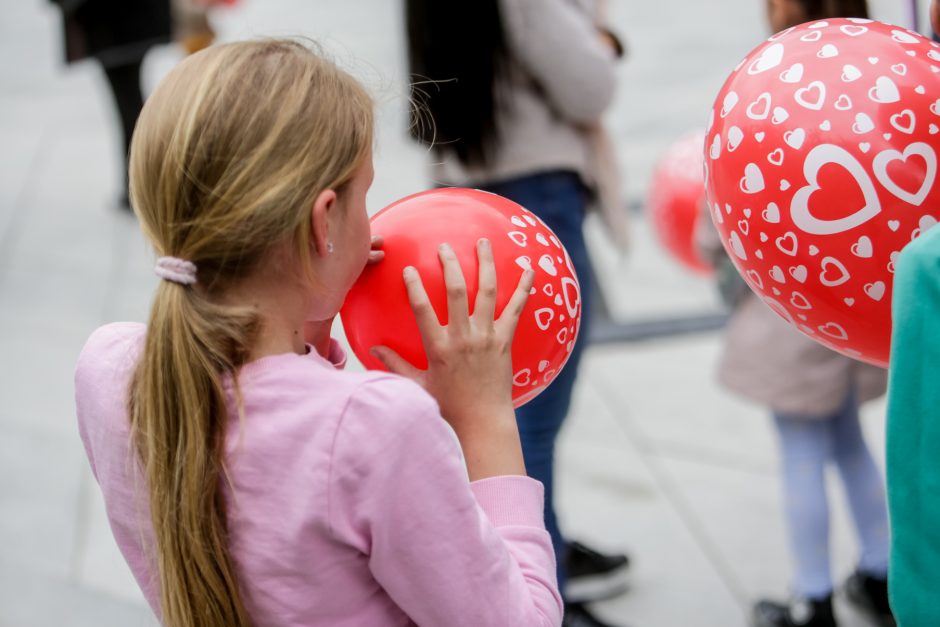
[327, 377, 562, 627]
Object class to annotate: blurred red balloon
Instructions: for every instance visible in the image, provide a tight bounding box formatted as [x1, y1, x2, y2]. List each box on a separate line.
[705, 18, 940, 366]
[340, 188, 582, 407]
[648, 131, 713, 274]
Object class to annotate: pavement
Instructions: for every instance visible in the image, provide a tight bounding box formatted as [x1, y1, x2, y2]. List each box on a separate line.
[0, 0, 920, 625]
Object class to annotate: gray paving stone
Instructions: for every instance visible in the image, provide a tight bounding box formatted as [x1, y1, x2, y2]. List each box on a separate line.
[559, 377, 747, 626]
[75, 464, 148, 605]
[0, 425, 84, 578]
[0, 556, 155, 627]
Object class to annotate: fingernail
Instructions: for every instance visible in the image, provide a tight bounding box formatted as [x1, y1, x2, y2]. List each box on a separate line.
[439, 243, 451, 254]
[479, 238, 490, 249]
[403, 266, 416, 279]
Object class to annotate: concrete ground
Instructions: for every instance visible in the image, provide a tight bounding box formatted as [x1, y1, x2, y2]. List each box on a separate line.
[0, 0, 918, 625]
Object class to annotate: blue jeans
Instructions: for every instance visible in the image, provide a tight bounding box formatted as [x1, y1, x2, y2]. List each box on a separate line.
[481, 171, 593, 590]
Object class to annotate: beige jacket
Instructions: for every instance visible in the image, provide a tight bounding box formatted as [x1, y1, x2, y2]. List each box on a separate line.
[432, 0, 629, 250]
[695, 206, 886, 417]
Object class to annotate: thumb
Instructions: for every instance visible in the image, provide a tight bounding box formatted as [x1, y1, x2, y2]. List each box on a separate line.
[370, 346, 422, 381]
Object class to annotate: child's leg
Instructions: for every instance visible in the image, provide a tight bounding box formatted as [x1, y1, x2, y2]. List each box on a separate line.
[829, 391, 890, 578]
[772, 413, 834, 598]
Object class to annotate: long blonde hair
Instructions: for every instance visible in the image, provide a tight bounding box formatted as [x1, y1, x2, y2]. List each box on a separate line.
[128, 40, 373, 627]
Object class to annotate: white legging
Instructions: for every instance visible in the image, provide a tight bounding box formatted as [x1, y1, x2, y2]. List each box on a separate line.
[772, 389, 890, 598]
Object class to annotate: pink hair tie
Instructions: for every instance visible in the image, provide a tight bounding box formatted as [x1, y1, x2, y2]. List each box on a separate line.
[155, 256, 198, 285]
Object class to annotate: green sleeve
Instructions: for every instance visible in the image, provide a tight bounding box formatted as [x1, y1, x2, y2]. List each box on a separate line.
[887, 224, 940, 626]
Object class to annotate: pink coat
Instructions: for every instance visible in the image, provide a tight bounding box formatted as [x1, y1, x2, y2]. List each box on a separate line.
[718, 294, 886, 416]
[75, 323, 562, 626]
[696, 207, 886, 416]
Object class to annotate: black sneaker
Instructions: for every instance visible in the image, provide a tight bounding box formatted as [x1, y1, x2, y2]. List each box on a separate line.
[564, 541, 630, 603]
[563, 602, 625, 627]
[752, 594, 836, 627]
[844, 571, 895, 626]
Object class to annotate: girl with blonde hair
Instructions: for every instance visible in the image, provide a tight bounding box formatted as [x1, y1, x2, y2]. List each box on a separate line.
[75, 39, 562, 627]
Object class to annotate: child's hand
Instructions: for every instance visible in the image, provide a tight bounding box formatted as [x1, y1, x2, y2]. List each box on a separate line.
[367, 235, 385, 264]
[370, 239, 534, 480]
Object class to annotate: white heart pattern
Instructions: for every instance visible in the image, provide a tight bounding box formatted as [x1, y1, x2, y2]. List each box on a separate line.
[872, 142, 937, 206]
[853, 112, 875, 134]
[891, 29, 921, 44]
[784, 128, 806, 149]
[869, 76, 900, 103]
[729, 230, 748, 260]
[851, 236, 873, 258]
[890, 110, 916, 134]
[780, 63, 804, 83]
[776, 231, 798, 256]
[746, 270, 764, 289]
[795, 81, 827, 110]
[841, 64, 862, 81]
[740, 163, 765, 193]
[727, 126, 744, 151]
[818, 322, 849, 340]
[819, 256, 851, 286]
[748, 43, 785, 74]
[746, 93, 772, 119]
[791, 144, 881, 235]
[864, 281, 886, 301]
[710, 134, 722, 159]
[790, 291, 812, 309]
[789, 265, 808, 283]
[763, 202, 781, 223]
[721, 91, 739, 118]
[538, 254, 558, 276]
[834, 94, 853, 110]
[840, 25, 868, 37]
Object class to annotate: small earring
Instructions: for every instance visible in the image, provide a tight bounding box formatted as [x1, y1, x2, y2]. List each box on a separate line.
[327, 241, 334, 254]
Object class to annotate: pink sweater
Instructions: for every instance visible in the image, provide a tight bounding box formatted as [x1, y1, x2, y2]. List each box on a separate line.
[75, 323, 561, 626]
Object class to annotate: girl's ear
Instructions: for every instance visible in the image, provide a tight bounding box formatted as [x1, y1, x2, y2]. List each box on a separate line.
[311, 189, 337, 257]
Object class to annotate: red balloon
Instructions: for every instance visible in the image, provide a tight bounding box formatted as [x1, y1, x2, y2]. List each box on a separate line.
[340, 188, 582, 407]
[648, 131, 713, 274]
[705, 18, 940, 366]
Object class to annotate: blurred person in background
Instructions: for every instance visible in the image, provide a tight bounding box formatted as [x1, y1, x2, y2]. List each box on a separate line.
[50, 0, 214, 211]
[696, 1, 893, 625]
[406, 1, 630, 625]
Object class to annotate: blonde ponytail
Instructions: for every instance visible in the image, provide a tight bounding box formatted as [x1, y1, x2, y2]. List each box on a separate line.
[127, 40, 373, 627]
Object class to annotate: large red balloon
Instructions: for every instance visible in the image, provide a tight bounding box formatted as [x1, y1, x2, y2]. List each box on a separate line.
[340, 188, 582, 407]
[705, 18, 940, 366]
[648, 131, 713, 274]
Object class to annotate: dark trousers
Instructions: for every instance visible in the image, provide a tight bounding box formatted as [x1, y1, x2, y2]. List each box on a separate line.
[102, 59, 144, 199]
[481, 170, 593, 590]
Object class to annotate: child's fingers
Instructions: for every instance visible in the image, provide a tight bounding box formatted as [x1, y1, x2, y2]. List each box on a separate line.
[370, 345, 421, 380]
[471, 239, 497, 326]
[367, 235, 385, 264]
[496, 269, 535, 339]
[438, 244, 470, 333]
[402, 266, 444, 348]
